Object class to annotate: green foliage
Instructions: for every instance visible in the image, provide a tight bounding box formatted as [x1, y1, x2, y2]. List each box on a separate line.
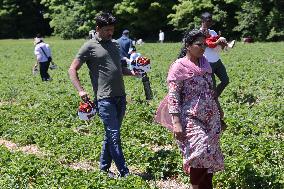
[42, 0, 101, 39]
[0, 146, 149, 188]
[146, 149, 182, 179]
[265, 7, 284, 41]
[233, 0, 284, 41]
[168, 0, 284, 41]
[0, 39, 283, 188]
[0, 0, 51, 38]
[41, 0, 177, 39]
[113, 0, 177, 40]
[1, 0, 283, 41]
[168, 0, 214, 30]
[234, 1, 266, 39]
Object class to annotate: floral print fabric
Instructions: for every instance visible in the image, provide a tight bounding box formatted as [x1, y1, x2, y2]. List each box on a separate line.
[168, 68, 224, 173]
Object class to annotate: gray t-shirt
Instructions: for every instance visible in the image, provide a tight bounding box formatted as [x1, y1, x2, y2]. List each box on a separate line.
[76, 35, 125, 100]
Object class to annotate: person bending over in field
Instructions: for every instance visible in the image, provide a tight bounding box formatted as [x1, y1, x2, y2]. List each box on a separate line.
[33, 35, 53, 81]
[156, 29, 224, 189]
[68, 12, 138, 178]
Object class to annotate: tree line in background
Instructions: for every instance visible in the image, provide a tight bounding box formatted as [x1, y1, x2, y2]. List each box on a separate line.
[0, 0, 283, 41]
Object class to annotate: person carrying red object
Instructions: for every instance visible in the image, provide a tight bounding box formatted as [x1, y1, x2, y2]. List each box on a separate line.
[203, 28, 235, 52]
[123, 46, 153, 100]
[68, 12, 139, 178]
[77, 101, 96, 121]
[200, 12, 231, 98]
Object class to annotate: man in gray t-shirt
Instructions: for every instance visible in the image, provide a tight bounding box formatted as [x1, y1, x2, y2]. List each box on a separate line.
[68, 12, 137, 177]
[75, 33, 126, 100]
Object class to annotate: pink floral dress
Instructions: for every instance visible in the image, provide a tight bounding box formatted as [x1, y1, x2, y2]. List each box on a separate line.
[168, 57, 224, 174]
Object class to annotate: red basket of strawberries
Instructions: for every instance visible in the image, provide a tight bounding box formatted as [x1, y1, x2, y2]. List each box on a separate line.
[77, 101, 96, 120]
[131, 56, 151, 74]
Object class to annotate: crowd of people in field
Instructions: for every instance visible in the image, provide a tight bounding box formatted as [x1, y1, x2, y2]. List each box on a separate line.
[33, 11, 239, 188]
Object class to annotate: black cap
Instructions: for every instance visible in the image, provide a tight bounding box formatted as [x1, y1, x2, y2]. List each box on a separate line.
[128, 46, 136, 54]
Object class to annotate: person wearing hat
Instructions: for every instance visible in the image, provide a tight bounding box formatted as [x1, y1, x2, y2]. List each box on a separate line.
[122, 46, 141, 70]
[33, 35, 52, 81]
[123, 46, 153, 100]
[117, 29, 132, 67]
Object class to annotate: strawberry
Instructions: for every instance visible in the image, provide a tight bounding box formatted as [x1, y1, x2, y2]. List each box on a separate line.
[78, 101, 95, 113]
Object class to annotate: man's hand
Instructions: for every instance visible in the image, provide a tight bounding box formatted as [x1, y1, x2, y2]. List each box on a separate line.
[122, 66, 141, 77]
[34, 60, 39, 67]
[216, 37, 226, 44]
[79, 91, 90, 102]
[131, 69, 142, 78]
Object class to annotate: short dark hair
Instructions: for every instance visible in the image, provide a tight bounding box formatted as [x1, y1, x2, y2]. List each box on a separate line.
[95, 12, 116, 28]
[201, 12, 212, 21]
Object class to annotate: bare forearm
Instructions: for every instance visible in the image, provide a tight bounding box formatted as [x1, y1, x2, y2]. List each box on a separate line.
[170, 113, 184, 140]
[168, 80, 183, 123]
[68, 61, 85, 93]
[34, 57, 39, 65]
[68, 68, 84, 92]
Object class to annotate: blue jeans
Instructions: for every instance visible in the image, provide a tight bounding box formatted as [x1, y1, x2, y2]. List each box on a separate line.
[210, 59, 229, 97]
[96, 96, 129, 176]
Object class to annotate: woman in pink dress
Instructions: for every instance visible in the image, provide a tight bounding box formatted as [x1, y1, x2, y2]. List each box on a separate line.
[156, 29, 224, 189]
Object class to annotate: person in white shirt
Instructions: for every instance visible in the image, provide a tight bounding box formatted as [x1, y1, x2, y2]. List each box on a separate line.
[159, 30, 165, 43]
[136, 38, 144, 45]
[123, 46, 153, 100]
[200, 12, 229, 98]
[123, 46, 141, 70]
[34, 36, 52, 81]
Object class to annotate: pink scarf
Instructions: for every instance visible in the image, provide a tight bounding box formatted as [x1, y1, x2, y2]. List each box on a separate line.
[155, 56, 211, 131]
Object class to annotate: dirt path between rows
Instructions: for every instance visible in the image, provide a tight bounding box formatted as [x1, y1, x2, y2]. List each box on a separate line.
[0, 138, 188, 188]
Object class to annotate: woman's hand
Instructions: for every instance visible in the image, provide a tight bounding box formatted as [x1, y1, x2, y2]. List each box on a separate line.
[171, 113, 185, 141]
[173, 122, 185, 141]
